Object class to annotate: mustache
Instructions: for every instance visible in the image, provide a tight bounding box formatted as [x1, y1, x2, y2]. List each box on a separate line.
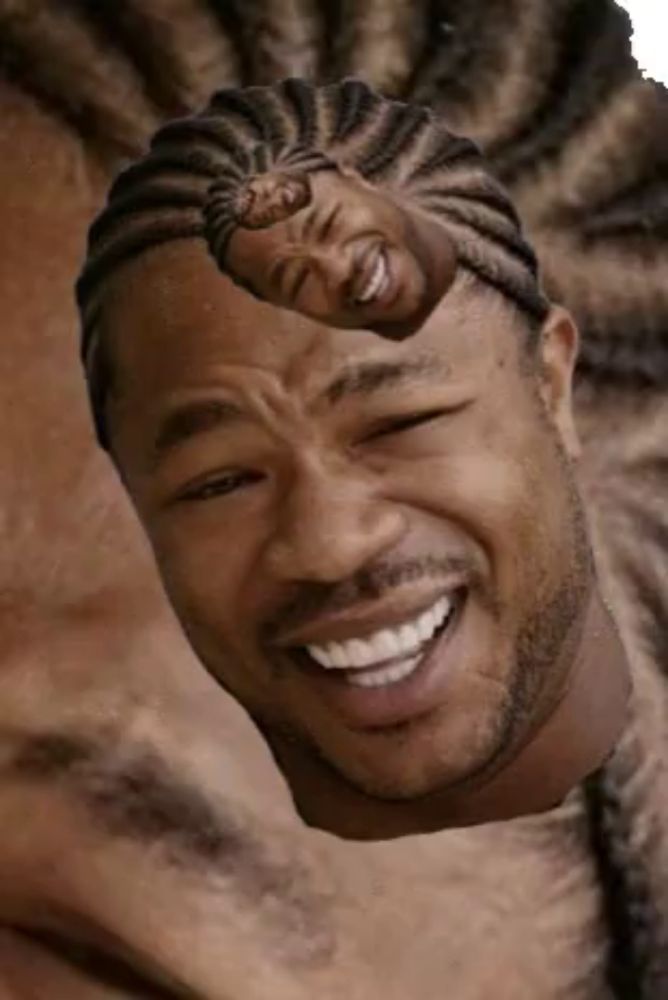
[261, 554, 478, 642]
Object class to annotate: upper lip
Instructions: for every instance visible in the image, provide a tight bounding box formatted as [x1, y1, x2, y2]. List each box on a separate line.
[270, 582, 467, 649]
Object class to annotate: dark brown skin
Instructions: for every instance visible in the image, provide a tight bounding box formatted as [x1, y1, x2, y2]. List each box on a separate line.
[231, 170, 313, 229]
[223, 167, 458, 339]
[0, 65, 663, 998]
[274, 591, 630, 837]
[100, 238, 629, 837]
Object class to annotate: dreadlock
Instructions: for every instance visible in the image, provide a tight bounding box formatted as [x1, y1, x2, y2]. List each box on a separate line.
[76, 77, 549, 451]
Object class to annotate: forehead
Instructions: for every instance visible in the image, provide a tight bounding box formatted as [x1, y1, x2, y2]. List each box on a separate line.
[102, 239, 518, 395]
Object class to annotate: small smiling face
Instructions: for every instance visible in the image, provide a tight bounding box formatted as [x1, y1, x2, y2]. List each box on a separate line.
[222, 168, 458, 339]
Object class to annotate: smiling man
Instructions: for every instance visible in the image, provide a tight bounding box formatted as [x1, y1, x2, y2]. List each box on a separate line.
[207, 162, 459, 338]
[76, 78, 629, 839]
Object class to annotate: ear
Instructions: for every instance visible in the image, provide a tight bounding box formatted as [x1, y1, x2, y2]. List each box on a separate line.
[537, 306, 581, 460]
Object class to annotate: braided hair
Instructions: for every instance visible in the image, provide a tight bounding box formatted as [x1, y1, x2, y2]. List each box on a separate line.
[76, 77, 549, 451]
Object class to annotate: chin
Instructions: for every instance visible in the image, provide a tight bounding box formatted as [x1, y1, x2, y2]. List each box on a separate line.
[315, 715, 510, 803]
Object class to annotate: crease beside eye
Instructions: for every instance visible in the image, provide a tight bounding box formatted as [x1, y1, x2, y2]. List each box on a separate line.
[363, 410, 442, 441]
[360, 403, 468, 443]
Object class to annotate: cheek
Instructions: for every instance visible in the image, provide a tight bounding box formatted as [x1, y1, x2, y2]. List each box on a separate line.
[406, 452, 537, 552]
[147, 516, 277, 706]
[148, 512, 256, 644]
[391, 249, 426, 304]
[386, 419, 570, 594]
[300, 279, 343, 320]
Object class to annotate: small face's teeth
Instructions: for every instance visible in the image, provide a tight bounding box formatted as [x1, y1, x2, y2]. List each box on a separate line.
[345, 655, 421, 688]
[416, 607, 434, 642]
[356, 252, 388, 303]
[306, 594, 453, 670]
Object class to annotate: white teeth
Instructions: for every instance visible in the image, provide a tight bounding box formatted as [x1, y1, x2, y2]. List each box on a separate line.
[356, 252, 388, 303]
[348, 639, 370, 668]
[398, 623, 420, 651]
[345, 655, 421, 688]
[306, 594, 453, 671]
[416, 608, 434, 642]
[374, 629, 402, 660]
[329, 643, 348, 669]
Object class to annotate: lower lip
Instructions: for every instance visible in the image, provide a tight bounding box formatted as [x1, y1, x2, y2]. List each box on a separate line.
[293, 597, 466, 730]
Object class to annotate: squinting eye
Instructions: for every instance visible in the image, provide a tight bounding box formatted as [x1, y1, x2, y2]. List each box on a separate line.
[289, 261, 311, 301]
[176, 470, 264, 503]
[360, 407, 457, 443]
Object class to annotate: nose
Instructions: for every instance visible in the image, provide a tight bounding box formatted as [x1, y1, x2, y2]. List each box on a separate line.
[263, 456, 407, 584]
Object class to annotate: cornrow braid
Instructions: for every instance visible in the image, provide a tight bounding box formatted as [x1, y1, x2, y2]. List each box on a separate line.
[277, 77, 319, 146]
[584, 734, 668, 999]
[77, 77, 549, 450]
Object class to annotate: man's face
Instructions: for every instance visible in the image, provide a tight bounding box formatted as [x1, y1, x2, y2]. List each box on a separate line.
[223, 169, 457, 338]
[105, 240, 590, 803]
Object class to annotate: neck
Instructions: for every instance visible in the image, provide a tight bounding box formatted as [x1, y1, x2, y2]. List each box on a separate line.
[268, 588, 631, 840]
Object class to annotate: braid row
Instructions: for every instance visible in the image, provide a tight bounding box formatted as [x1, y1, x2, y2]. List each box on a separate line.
[77, 80, 548, 379]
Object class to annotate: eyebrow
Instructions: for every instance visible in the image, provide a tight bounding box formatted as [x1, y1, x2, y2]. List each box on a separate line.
[323, 355, 450, 405]
[152, 398, 247, 462]
[151, 356, 449, 464]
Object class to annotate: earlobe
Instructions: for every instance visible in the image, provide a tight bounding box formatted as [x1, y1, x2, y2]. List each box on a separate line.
[538, 307, 582, 460]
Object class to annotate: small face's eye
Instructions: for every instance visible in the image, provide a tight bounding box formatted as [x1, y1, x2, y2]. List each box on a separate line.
[288, 261, 312, 303]
[176, 470, 264, 503]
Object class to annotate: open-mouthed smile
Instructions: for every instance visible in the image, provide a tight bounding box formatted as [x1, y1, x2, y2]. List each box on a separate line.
[306, 594, 453, 686]
[351, 244, 392, 306]
[284, 589, 467, 729]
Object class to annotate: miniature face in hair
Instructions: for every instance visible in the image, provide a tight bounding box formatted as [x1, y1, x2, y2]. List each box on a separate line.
[222, 167, 458, 338]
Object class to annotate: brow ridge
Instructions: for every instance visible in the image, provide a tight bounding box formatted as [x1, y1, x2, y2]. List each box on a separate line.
[324, 355, 450, 405]
[152, 357, 449, 462]
[153, 398, 245, 461]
